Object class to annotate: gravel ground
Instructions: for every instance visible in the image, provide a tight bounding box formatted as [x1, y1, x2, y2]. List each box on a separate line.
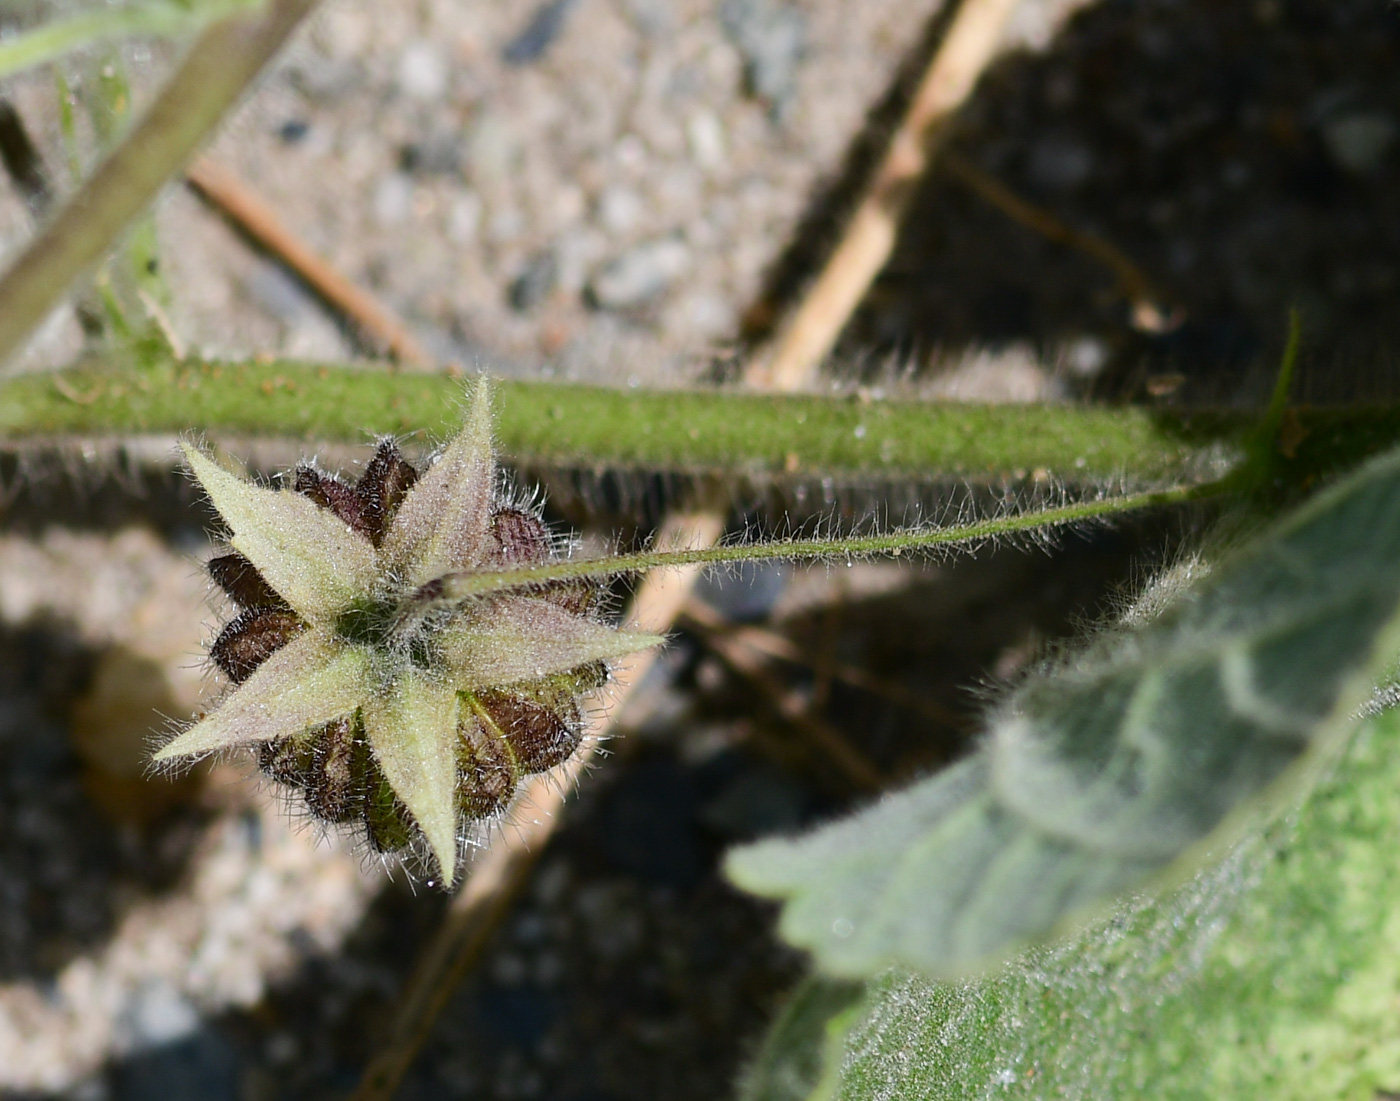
[0, 0, 1397, 1097]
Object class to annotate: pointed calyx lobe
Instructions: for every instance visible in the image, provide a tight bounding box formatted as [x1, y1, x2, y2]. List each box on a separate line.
[156, 383, 662, 888]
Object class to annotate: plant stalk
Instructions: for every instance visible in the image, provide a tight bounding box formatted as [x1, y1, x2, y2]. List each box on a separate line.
[425, 481, 1218, 604]
[0, 0, 320, 368]
[0, 0, 265, 80]
[0, 355, 1253, 482]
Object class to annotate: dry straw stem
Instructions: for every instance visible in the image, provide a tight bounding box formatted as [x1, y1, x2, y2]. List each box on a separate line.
[757, 0, 1023, 389]
[185, 158, 431, 366]
[0, 0, 323, 368]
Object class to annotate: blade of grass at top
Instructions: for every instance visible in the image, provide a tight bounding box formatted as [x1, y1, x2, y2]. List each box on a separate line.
[3, 355, 1400, 487]
[0, 0, 319, 369]
[0, 0, 264, 80]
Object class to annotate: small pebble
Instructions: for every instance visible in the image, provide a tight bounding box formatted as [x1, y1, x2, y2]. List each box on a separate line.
[122, 982, 199, 1049]
[587, 238, 690, 310]
[447, 192, 484, 243]
[502, 0, 581, 66]
[400, 133, 462, 176]
[508, 252, 559, 312]
[396, 41, 449, 101]
[597, 186, 644, 234]
[719, 0, 806, 117]
[276, 119, 310, 145]
[467, 113, 516, 184]
[371, 172, 414, 225]
[686, 110, 727, 170]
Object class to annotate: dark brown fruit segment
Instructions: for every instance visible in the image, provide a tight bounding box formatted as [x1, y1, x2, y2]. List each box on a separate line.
[357, 439, 419, 546]
[258, 735, 314, 788]
[305, 718, 365, 822]
[211, 609, 305, 683]
[489, 508, 550, 565]
[294, 466, 369, 537]
[457, 719, 520, 819]
[540, 578, 602, 616]
[478, 689, 582, 774]
[257, 717, 365, 824]
[207, 552, 288, 611]
[260, 712, 423, 854]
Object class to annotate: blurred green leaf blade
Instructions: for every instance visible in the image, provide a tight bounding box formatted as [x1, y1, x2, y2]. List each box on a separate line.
[0, 0, 262, 80]
[737, 978, 864, 1101]
[822, 705, 1400, 1099]
[728, 446, 1400, 977]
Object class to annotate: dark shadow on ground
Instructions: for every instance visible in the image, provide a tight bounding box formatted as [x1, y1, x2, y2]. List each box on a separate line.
[744, 0, 1400, 404]
[0, 622, 208, 983]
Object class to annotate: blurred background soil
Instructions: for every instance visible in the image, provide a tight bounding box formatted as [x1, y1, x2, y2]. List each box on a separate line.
[0, 0, 1397, 1097]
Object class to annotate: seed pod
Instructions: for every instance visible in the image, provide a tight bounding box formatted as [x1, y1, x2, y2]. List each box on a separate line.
[457, 717, 520, 820]
[208, 552, 288, 610]
[477, 687, 583, 774]
[155, 381, 662, 887]
[211, 609, 305, 683]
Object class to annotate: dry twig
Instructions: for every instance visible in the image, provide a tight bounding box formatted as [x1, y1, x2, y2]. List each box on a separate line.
[756, 0, 1022, 389]
[186, 157, 431, 366]
[941, 151, 1175, 333]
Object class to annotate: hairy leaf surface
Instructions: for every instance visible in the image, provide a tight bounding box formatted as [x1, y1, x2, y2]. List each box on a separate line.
[728, 448, 1400, 977]
[785, 707, 1400, 1100]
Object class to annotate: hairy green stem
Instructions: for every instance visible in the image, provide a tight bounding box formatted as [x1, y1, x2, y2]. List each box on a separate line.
[0, 0, 319, 367]
[3, 356, 1398, 485]
[428, 482, 1216, 603]
[0, 1, 264, 80]
[1, 355, 1237, 479]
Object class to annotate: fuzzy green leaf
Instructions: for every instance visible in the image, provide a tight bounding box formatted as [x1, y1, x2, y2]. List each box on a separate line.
[382, 381, 495, 587]
[362, 669, 463, 886]
[183, 443, 379, 623]
[728, 447, 1400, 978]
[152, 631, 370, 760]
[442, 597, 663, 689]
[812, 706, 1400, 1100]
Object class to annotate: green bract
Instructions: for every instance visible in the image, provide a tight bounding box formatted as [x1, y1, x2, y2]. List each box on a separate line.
[153, 382, 661, 886]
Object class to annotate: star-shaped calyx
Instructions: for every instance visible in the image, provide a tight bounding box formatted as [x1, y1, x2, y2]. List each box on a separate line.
[154, 382, 661, 886]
